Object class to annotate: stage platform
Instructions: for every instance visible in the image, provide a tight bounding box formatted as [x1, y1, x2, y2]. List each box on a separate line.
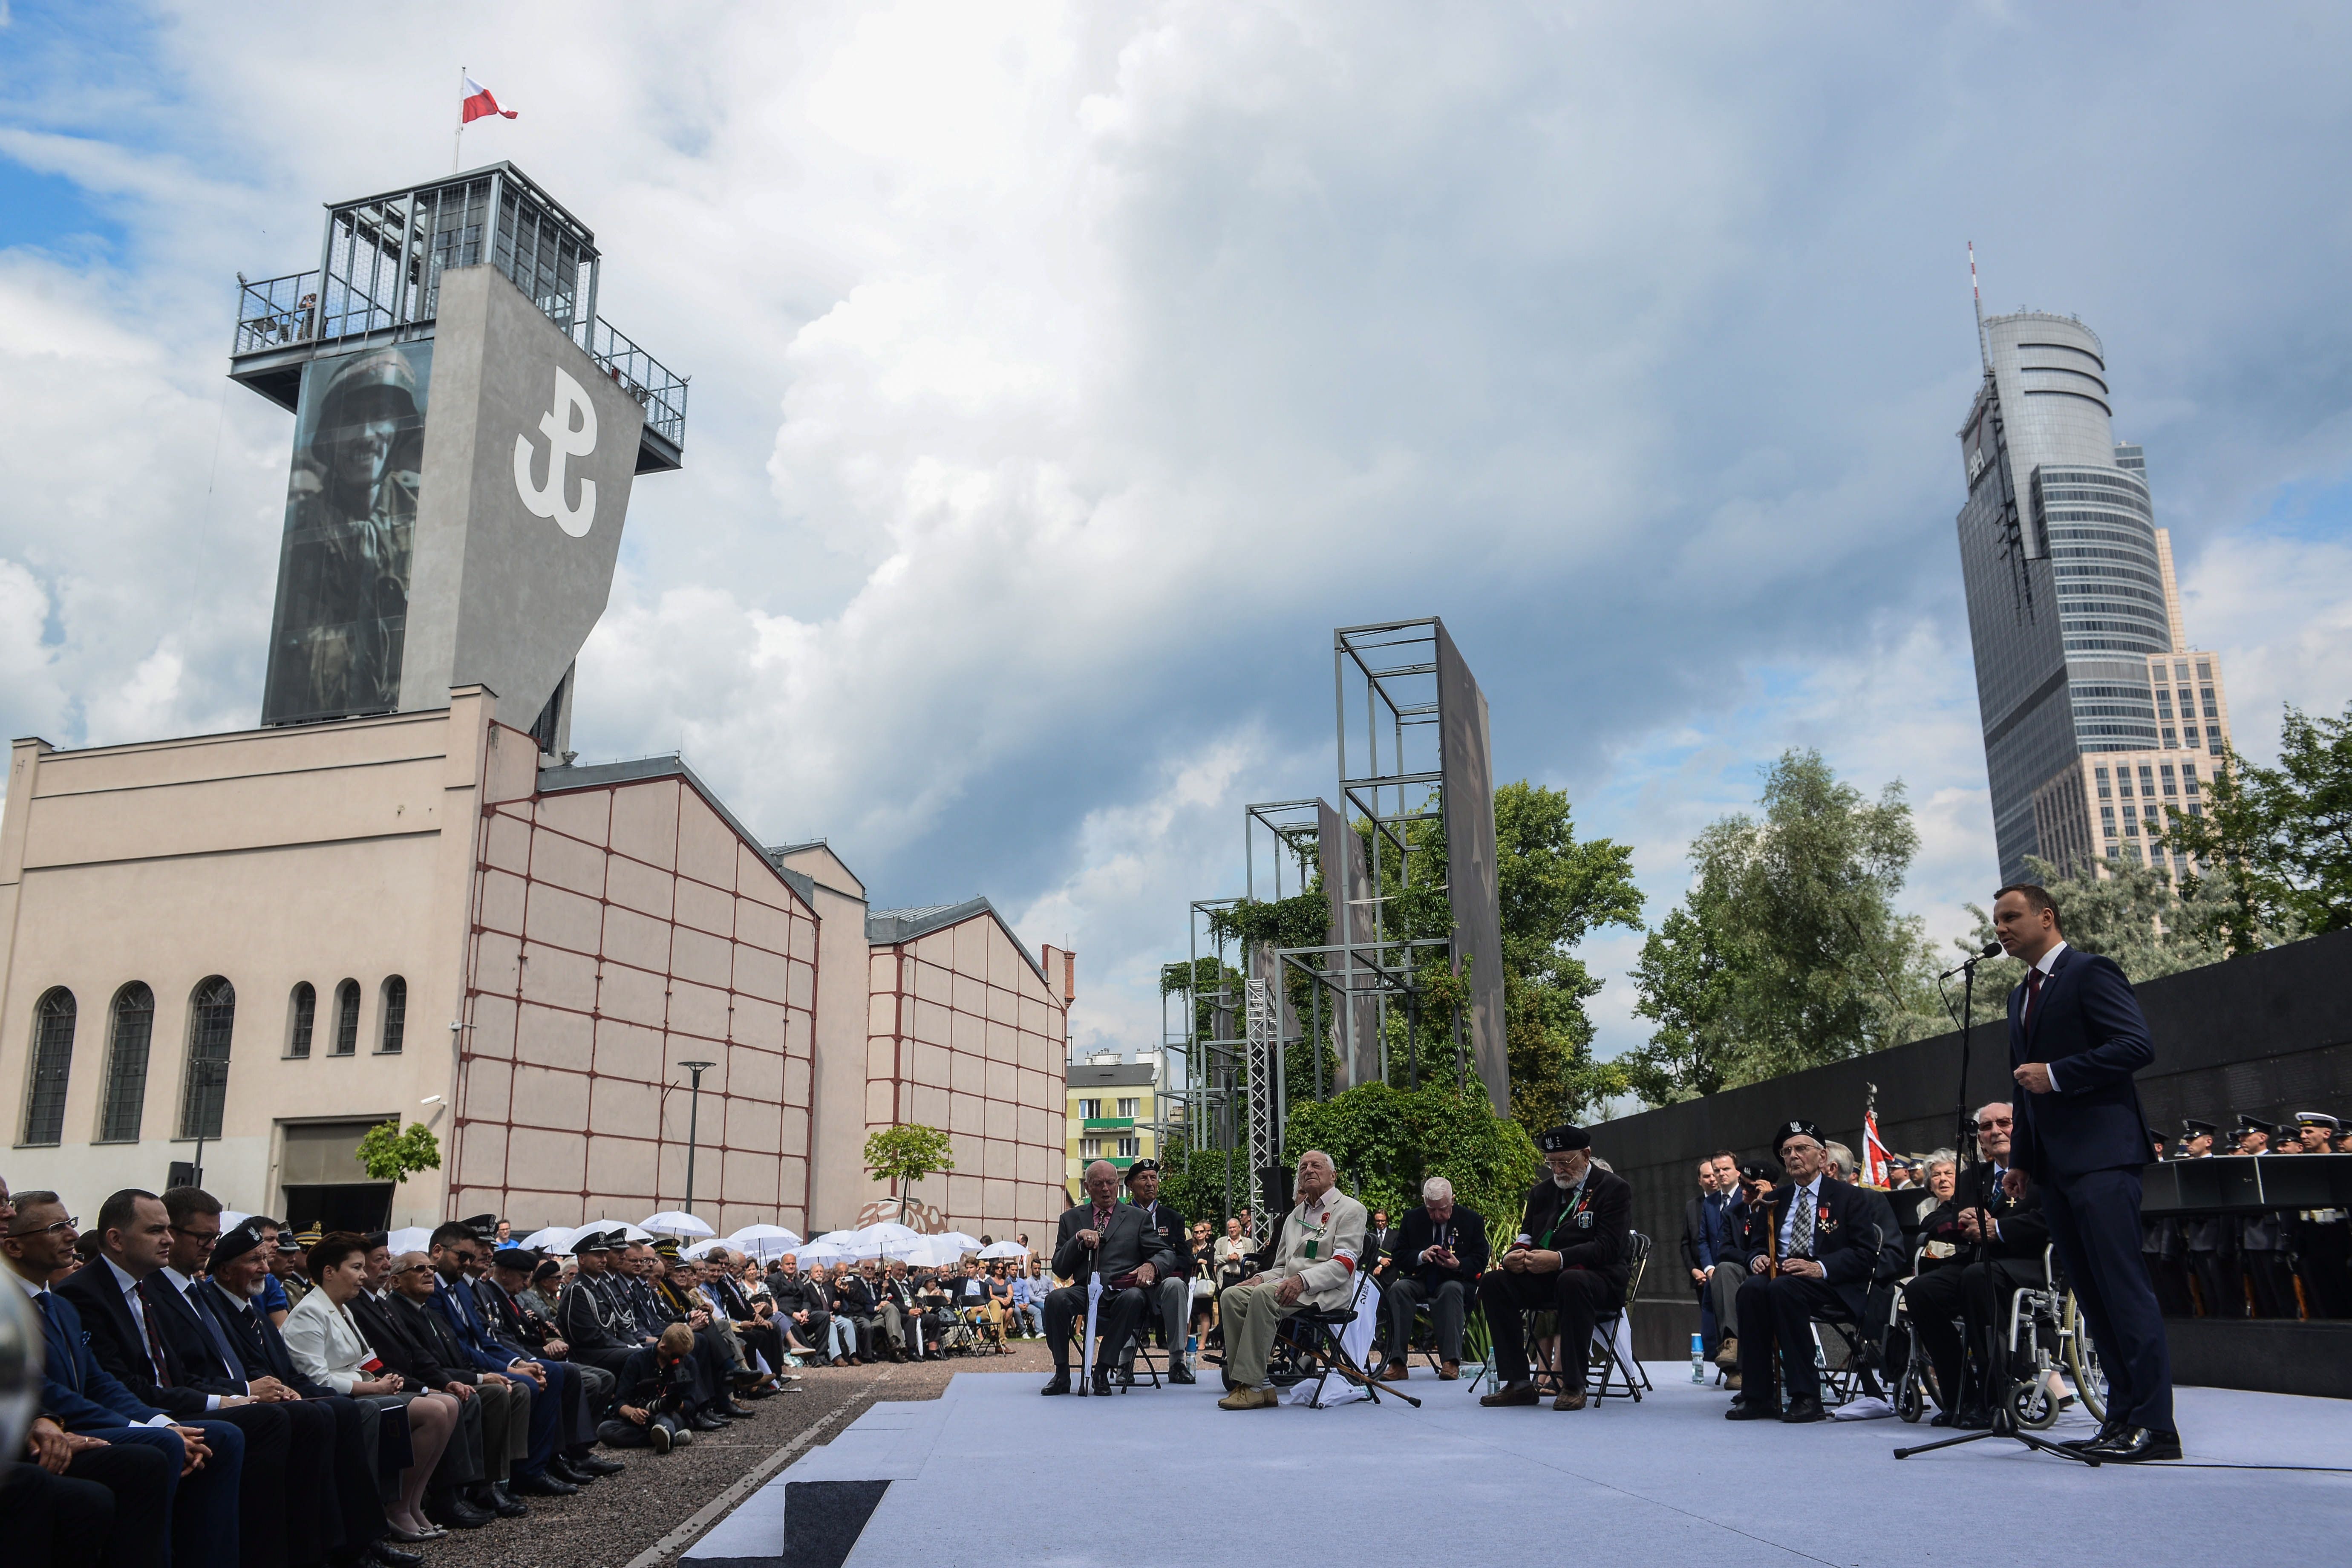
[681, 1363, 2352, 1568]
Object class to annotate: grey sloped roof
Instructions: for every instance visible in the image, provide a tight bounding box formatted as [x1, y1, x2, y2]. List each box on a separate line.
[865, 896, 1055, 994]
[533, 753, 815, 911]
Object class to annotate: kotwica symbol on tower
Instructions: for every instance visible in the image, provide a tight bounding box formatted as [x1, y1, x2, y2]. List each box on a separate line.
[513, 366, 600, 537]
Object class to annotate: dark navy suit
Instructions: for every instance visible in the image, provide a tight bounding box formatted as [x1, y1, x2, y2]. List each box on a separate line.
[29, 1283, 245, 1568]
[2009, 943, 2172, 1435]
[430, 1271, 562, 1475]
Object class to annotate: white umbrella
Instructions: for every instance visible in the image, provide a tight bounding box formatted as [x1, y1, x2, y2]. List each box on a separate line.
[220, 1210, 253, 1233]
[978, 1239, 1029, 1260]
[582, 1219, 654, 1242]
[385, 1226, 432, 1255]
[853, 1222, 925, 1258]
[682, 1238, 729, 1260]
[522, 1225, 577, 1252]
[933, 1231, 984, 1253]
[727, 1224, 804, 1260]
[640, 1211, 715, 1239]
[796, 1240, 852, 1263]
[812, 1230, 863, 1248]
[902, 1236, 961, 1268]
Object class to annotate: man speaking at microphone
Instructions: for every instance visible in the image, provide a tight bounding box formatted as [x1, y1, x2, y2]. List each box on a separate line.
[1995, 882, 2179, 1462]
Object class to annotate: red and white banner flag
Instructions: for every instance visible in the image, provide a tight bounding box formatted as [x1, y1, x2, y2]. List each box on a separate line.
[462, 75, 518, 125]
[1862, 1112, 1891, 1187]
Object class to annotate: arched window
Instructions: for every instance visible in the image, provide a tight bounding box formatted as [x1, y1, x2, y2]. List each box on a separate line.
[331, 979, 361, 1056]
[99, 983, 155, 1144]
[178, 977, 235, 1140]
[378, 976, 407, 1054]
[20, 988, 75, 1145]
[287, 983, 316, 1059]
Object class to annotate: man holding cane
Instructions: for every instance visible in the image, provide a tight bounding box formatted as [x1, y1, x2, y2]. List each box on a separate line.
[1995, 882, 2179, 1461]
[1041, 1161, 1173, 1397]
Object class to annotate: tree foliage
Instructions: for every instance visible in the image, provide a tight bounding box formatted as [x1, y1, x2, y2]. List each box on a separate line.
[863, 1123, 956, 1220]
[1285, 1081, 1541, 1235]
[2158, 702, 2352, 946]
[1625, 750, 1938, 1105]
[356, 1119, 442, 1184]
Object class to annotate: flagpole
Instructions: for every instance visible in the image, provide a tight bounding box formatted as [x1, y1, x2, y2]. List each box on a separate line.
[455, 65, 465, 173]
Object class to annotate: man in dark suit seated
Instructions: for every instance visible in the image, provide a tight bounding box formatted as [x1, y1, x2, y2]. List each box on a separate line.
[1478, 1125, 1632, 1412]
[1041, 1159, 1178, 1396]
[1997, 881, 2178, 1460]
[196, 1219, 415, 1563]
[355, 1247, 496, 1531]
[387, 1248, 531, 1523]
[56, 1188, 293, 1568]
[12, 1415, 176, 1568]
[1724, 1120, 1904, 1424]
[1380, 1176, 1487, 1382]
[1902, 1101, 2049, 1427]
[473, 1247, 613, 1483]
[6, 1191, 247, 1568]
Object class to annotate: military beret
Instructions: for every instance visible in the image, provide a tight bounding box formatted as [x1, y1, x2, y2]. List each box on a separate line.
[361, 1231, 389, 1251]
[213, 1220, 267, 1268]
[491, 1247, 541, 1272]
[1536, 1125, 1591, 1153]
[1123, 1159, 1161, 1182]
[1771, 1119, 1824, 1155]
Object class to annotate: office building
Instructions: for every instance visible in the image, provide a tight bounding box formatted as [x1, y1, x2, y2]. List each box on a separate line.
[1954, 311, 2234, 879]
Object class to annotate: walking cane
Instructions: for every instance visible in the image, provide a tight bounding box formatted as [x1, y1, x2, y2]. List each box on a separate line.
[1078, 1247, 1104, 1396]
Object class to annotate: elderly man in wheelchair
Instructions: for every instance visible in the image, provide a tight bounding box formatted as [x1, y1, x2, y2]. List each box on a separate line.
[1900, 1101, 2052, 1428]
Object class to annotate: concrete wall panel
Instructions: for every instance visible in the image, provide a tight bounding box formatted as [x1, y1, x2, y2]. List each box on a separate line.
[586, 1135, 655, 1200]
[518, 942, 596, 1011]
[509, 1126, 586, 1191]
[736, 900, 792, 957]
[485, 812, 531, 874]
[478, 869, 527, 936]
[605, 857, 673, 920]
[666, 978, 729, 1042]
[608, 781, 680, 870]
[669, 926, 733, 990]
[512, 1062, 591, 1129]
[592, 1018, 661, 1082]
[598, 963, 667, 1029]
[675, 801, 739, 892]
[463, 1058, 513, 1123]
[514, 1000, 591, 1069]
[528, 827, 607, 899]
[533, 789, 609, 845]
[600, 905, 671, 972]
[468, 992, 517, 1059]
[522, 881, 603, 954]
[672, 877, 734, 940]
[456, 1121, 507, 1185]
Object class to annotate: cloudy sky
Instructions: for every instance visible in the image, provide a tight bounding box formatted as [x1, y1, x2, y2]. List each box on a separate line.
[4, 3, 2349, 1087]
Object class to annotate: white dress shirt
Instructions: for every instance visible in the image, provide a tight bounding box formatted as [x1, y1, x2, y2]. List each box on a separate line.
[1778, 1175, 1825, 1257]
[105, 1257, 225, 1410]
[2021, 939, 2070, 1090]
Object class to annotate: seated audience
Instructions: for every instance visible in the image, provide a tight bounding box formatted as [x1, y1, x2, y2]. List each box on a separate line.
[1118, 1161, 1193, 1383]
[1042, 1160, 1177, 1397]
[1382, 1175, 1488, 1382]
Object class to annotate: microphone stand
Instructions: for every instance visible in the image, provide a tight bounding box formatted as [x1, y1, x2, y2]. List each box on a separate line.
[1896, 943, 2094, 1466]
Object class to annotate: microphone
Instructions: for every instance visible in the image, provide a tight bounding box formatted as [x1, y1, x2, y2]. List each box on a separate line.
[1941, 940, 2002, 980]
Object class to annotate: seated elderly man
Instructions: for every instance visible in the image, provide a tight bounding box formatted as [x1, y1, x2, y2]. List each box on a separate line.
[1726, 1119, 1906, 1423]
[1477, 1125, 1632, 1411]
[1042, 1159, 1179, 1396]
[1903, 1101, 2048, 1427]
[1118, 1159, 1196, 1385]
[1216, 1150, 1369, 1411]
[1381, 1176, 1488, 1381]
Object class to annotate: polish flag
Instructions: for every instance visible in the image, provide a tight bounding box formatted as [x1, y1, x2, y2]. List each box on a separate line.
[1862, 1113, 1891, 1188]
[462, 76, 518, 125]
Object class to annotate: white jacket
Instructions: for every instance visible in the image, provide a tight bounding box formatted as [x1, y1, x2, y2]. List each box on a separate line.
[1261, 1189, 1370, 1311]
[281, 1288, 382, 1395]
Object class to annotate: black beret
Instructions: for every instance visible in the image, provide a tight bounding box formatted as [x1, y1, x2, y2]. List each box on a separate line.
[1123, 1159, 1160, 1181]
[213, 1220, 267, 1268]
[1738, 1162, 1776, 1183]
[361, 1231, 389, 1251]
[1536, 1125, 1591, 1153]
[491, 1248, 540, 1271]
[1771, 1120, 1823, 1155]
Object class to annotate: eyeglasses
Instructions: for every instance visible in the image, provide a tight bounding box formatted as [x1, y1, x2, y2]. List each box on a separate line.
[1975, 1118, 2014, 1131]
[8, 1216, 78, 1237]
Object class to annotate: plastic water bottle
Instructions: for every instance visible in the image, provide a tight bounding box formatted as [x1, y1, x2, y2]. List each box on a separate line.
[1690, 1332, 1706, 1383]
[1186, 1332, 1198, 1372]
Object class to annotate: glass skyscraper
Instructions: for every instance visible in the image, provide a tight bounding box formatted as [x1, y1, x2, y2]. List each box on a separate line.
[1954, 312, 2232, 881]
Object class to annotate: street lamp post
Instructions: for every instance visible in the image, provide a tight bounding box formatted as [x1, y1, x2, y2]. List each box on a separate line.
[679, 1061, 716, 1220]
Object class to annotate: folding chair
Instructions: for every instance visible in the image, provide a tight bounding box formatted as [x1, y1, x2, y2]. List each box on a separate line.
[1585, 1231, 1653, 1404]
[1285, 1303, 1420, 1409]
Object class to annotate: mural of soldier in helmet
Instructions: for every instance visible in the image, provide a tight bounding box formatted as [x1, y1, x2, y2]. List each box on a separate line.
[260, 342, 432, 725]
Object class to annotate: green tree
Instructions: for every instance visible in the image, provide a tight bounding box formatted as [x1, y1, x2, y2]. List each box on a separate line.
[356, 1119, 442, 1184]
[863, 1123, 956, 1222]
[1492, 781, 1643, 1132]
[1285, 1080, 1540, 1235]
[1627, 749, 1938, 1103]
[2158, 702, 2352, 944]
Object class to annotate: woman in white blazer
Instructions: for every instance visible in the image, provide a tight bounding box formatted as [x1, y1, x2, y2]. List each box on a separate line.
[283, 1232, 459, 1542]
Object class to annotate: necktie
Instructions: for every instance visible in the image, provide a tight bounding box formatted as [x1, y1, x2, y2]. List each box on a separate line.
[189, 1283, 248, 1383]
[1790, 1189, 1816, 1258]
[135, 1291, 174, 1386]
[2023, 966, 2044, 1026]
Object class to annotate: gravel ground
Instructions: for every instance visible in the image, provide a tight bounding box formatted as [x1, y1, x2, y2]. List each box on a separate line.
[423, 1339, 1059, 1568]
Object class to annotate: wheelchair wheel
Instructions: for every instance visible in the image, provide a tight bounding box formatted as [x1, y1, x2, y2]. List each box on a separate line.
[2061, 1292, 2107, 1426]
[1895, 1369, 1925, 1424]
[2009, 1378, 2057, 1430]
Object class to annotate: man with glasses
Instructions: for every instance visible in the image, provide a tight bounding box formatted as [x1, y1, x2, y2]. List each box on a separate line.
[1901, 1102, 2049, 1428]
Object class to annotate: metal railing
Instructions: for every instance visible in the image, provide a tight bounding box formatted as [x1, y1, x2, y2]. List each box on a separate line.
[231, 268, 688, 447]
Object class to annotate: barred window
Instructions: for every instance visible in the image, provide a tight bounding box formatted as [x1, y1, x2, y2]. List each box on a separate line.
[331, 979, 361, 1056]
[378, 976, 406, 1054]
[288, 983, 316, 1059]
[20, 988, 75, 1145]
[99, 983, 156, 1143]
[178, 977, 235, 1141]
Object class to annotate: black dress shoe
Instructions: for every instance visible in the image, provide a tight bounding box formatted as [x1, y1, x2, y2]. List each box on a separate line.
[2081, 1427, 2182, 1463]
[690, 1412, 728, 1432]
[720, 1401, 756, 1418]
[426, 1495, 493, 1530]
[2061, 1415, 2129, 1450]
[1170, 1365, 1197, 1385]
[1040, 1372, 1071, 1395]
[364, 1542, 425, 1568]
[484, 1482, 529, 1517]
[546, 1456, 594, 1486]
[566, 1451, 625, 1476]
[1726, 1398, 1782, 1421]
[510, 1469, 578, 1498]
[1090, 1371, 1115, 1397]
[1779, 1396, 1826, 1424]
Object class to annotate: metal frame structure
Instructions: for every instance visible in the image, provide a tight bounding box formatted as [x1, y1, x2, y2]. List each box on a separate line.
[227, 162, 687, 472]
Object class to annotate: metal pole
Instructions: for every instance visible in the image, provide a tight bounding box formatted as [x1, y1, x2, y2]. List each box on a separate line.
[680, 1061, 715, 1217]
